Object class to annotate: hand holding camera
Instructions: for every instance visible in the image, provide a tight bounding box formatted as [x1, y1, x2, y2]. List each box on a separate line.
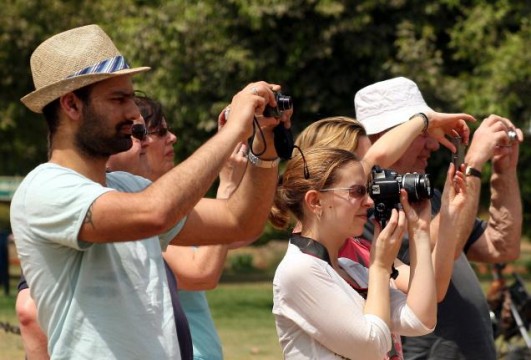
[226, 81, 280, 141]
[465, 114, 522, 173]
[369, 166, 433, 227]
[223, 84, 294, 161]
[423, 111, 476, 153]
[370, 195, 406, 275]
[260, 91, 295, 160]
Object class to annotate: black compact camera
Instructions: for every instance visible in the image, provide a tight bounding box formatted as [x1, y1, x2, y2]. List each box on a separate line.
[369, 166, 433, 225]
[264, 92, 294, 160]
[263, 92, 293, 118]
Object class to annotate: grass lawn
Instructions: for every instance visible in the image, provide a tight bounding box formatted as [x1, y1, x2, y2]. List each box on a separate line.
[207, 282, 282, 360]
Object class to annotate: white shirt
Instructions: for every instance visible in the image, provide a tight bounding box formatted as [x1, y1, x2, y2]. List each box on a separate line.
[272, 243, 432, 360]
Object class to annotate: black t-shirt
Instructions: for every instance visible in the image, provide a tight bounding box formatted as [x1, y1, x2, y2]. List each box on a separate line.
[363, 189, 495, 360]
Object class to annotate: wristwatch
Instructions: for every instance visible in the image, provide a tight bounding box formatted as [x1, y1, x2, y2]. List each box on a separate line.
[465, 166, 482, 178]
[247, 151, 280, 168]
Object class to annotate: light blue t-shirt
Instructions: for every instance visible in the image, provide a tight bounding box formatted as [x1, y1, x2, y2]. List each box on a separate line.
[178, 289, 223, 360]
[10, 164, 186, 359]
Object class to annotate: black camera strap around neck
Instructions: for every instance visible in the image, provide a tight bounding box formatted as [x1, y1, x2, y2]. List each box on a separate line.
[290, 234, 399, 281]
[290, 234, 331, 265]
[290, 234, 368, 302]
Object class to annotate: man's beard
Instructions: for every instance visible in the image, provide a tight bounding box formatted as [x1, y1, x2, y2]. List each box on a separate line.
[75, 103, 133, 158]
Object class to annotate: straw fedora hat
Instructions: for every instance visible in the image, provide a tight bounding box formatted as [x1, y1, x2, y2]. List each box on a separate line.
[21, 24, 150, 113]
[354, 77, 433, 135]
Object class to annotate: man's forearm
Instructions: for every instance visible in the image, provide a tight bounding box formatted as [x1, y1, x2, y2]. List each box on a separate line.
[79, 128, 245, 243]
[225, 161, 279, 241]
[149, 129, 244, 227]
[485, 170, 522, 261]
[467, 169, 522, 262]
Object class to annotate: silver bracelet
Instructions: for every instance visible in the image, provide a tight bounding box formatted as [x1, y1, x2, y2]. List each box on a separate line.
[247, 151, 280, 168]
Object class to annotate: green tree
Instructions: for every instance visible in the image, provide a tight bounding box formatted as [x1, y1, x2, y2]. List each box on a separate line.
[1, 0, 529, 235]
[386, 0, 530, 233]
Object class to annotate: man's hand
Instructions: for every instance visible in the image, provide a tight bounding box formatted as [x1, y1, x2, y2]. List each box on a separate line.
[223, 81, 280, 141]
[425, 111, 476, 151]
[222, 82, 292, 160]
[466, 114, 522, 171]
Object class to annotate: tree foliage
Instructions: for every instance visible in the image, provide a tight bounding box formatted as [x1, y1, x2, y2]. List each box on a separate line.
[0, 0, 529, 235]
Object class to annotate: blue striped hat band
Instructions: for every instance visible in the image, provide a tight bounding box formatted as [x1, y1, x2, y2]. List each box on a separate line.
[67, 55, 130, 78]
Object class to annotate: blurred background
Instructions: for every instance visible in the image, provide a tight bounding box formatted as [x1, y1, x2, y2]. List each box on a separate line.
[0, 0, 530, 235]
[0, 1, 529, 358]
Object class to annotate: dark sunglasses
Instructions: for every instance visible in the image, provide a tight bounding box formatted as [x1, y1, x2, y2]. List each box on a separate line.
[131, 124, 148, 141]
[320, 184, 368, 199]
[147, 126, 170, 138]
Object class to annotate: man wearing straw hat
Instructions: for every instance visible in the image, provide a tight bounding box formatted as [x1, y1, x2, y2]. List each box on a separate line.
[355, 77, 523, 359]
[11, 24, 289, 359]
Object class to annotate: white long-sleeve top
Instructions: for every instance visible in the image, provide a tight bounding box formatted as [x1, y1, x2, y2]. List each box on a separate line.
[272, 243, 433, 360]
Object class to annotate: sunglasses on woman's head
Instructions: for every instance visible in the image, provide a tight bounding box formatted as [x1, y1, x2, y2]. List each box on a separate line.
[131, 124, 148, 141]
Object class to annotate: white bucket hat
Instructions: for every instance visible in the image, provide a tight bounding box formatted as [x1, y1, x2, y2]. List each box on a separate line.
[354, 77, 433, 135]
[21, 24, 150, 113]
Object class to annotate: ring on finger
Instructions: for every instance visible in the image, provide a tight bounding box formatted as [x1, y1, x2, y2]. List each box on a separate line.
[223, 106, 231, 120]
[251, 87, 258, 95]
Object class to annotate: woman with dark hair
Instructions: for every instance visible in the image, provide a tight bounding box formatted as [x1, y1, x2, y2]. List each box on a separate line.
[134, 95, 249, 360]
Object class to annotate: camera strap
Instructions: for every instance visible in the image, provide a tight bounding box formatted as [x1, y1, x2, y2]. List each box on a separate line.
[290, 234, 330, 265]
[290, 234, 398, 282]
[290, 234, 369, 298]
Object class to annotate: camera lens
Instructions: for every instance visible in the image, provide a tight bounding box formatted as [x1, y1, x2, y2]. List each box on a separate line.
[276, 94, 292, 111]
[400, 173, 432, 202]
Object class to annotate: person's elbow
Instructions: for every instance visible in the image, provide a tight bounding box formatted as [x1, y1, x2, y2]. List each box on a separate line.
[196, 275, 220, 290]
[436, 288, 448, 303]
[408, 301, 437, 330]
[499, 246, 520, 262]
[494, 235, 521, 262]
[228, 217, 265, 245]
[244, 226, 264, 244]
[422, 314, 437, 331]
[16, 291, 39, 328]
[178, 273, 221, 291]
[144, 207, 180, 235]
